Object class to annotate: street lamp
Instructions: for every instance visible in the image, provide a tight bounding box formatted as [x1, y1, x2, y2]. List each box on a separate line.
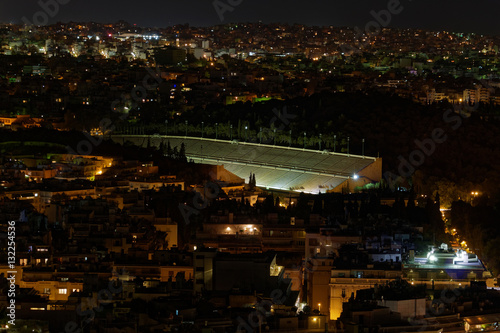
[185, 120, 188, 137]
[352, 174, 378, 184]
[362, 138, 365, 157]
[471, 191, 479, 204]
[273, 128, 277, 145]
[318, 303, 321, 313]
[259, 127, 263, 144]
[347, 136, 350, 156]
[165, 119, 168, 136]
[245, 125, 248, 142]
[319, 133, 322, 150]
[334, 134, 337, 152]
[230, 124, 233, 140]
[201, 121, 204, 138]
[303, 132, 306, 149]
[289, 130, 292, 147]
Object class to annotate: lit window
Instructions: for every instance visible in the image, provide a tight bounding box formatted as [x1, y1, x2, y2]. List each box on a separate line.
[58, 288, 67, 295]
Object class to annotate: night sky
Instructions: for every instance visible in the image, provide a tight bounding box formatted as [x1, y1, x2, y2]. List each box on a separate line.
[1, 0, 499, 35]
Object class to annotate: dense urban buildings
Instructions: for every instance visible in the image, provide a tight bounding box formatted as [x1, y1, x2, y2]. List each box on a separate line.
[0, 13, 500, 333]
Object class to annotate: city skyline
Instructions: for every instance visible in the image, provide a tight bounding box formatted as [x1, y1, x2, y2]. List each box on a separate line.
[1, 1, 500, 331]
[1, 0, 499, 35]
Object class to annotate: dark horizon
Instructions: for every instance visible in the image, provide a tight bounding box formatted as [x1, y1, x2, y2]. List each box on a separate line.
[1, 0, 499, 36]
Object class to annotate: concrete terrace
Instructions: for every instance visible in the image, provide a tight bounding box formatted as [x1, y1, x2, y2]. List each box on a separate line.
[111, 135, 381, 193]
